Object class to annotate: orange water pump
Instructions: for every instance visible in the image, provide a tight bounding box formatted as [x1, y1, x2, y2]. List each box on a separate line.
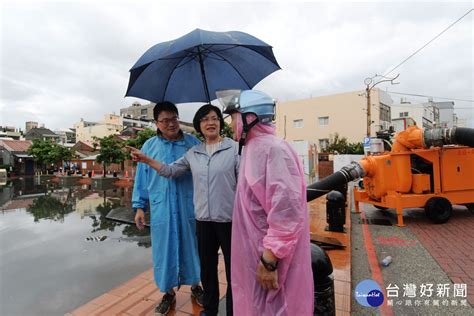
[307, 126, 474, 226]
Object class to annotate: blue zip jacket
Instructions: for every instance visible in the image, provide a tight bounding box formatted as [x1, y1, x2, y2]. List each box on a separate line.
[132, 133, 201, 292]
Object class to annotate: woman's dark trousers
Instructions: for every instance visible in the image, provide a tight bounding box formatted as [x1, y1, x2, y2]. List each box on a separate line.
[196, 220, 233, 316]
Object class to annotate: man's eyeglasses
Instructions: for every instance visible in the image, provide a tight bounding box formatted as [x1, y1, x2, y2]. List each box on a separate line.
[200, 116, 220, 123]
[157, 116, 179, 126]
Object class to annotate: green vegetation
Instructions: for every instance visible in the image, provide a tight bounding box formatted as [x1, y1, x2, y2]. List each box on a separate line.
[125, 128, 156, 149]
[93, 136, 128, 177]
[50, 143, 74, 167]
[27, 139, 74, 172]
[324, 133, 364, 154]
[221, 121, 234, 139]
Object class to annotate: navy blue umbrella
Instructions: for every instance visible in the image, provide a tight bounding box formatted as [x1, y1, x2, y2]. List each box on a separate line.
[125, 28, 280, 104]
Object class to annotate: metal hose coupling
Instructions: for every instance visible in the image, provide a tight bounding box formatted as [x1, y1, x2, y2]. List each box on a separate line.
[423, 127, 456, 148]
[339, 161, 366, 182]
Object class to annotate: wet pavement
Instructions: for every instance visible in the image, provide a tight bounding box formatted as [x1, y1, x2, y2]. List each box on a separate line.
[4, 176, 473, 315]
[68, 191, 353, 316]
[351, 198, 473, 315]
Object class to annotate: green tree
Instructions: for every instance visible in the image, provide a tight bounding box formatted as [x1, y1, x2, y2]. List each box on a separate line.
[27, 140, 74, 172]
[348, 142, 364, 154]
[27, 139, 55, 172]
[325, 133, 364, 154]
[93, 136, 127, 177]
[125, 128, 155, 149]
[221, 121, 234, 139]
[50, 144, 74, 170]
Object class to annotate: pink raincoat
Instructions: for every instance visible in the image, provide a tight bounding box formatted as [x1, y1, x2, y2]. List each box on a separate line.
[231, 115, 314, 315]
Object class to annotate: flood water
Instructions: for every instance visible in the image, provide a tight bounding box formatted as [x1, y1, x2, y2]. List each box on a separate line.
[0, 177, 153, 316]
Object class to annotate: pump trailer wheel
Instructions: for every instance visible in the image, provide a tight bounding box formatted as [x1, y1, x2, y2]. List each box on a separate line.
[425, 197, 452, 224]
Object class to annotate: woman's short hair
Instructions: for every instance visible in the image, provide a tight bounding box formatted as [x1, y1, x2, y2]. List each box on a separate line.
[193, 104, 225, 137]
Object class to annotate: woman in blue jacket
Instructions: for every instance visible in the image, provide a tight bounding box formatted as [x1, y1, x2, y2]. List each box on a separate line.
[130, 104, 239, 316]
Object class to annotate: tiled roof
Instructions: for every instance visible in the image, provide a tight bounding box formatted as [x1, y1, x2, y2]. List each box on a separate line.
[72, 141, 98, 151]
[26, 127, 58, 137]
[82, 141, 97, 148]
[115, 135, 130, 141]
[0, 140, 32, 152]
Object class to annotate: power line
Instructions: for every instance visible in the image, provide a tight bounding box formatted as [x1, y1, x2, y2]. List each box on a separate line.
[386, 90, 474, 103]
[384, 9, 473, 77]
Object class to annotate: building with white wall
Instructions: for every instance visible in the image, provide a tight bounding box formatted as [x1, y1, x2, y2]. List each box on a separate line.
[391, 100, 437, 129]
[74, 115, 122, 142]
[275, 89, 393, 150]
[391, 99, 459, 130]
[120, 101, 155, 120]
[436, 101, 456, 128]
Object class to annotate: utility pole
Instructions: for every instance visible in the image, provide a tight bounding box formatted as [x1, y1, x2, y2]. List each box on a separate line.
[364, 74, 400, 137]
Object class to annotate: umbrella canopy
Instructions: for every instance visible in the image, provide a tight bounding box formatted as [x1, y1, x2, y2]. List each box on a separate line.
[125, 28, 280, 104]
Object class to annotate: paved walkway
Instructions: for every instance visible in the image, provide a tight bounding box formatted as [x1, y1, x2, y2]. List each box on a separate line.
[407, 206, 474, 306]
[351, 201, 473, 315]
[67, 197, 352, 316]
[65, 267, 222, 316]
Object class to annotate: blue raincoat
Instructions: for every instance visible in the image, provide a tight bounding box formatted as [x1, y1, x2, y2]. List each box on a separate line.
[132, 133, 201, 292]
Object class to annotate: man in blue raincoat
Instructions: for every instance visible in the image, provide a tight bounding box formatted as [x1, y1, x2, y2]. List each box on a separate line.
[132, 102, 203, 315]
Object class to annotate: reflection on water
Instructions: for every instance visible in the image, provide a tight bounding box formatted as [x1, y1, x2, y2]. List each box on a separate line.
[27, 195, 74, 222]
[1, 177, 150, 247]
[0, 177, 153, 316]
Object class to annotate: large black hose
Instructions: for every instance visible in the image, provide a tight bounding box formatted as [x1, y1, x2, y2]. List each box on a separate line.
[307, 162, 365, 202]
[307, 172, 347, 202]
[454, 127, 474, 147]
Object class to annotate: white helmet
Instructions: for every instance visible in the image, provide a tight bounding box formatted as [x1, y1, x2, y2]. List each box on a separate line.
[218, 89, 275, 154]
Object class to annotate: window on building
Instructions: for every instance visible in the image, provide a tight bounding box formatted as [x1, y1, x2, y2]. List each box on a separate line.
[319, 138, 329, 150]
[141, 109, 147, 115]
[318, 116, 329, 126]
[293, 119, 303, 128]
[399, 112, 409, 118]
[379, 103, 391, 122]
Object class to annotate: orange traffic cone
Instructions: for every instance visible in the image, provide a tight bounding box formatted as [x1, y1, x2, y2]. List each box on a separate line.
[125, 170, 129, 178]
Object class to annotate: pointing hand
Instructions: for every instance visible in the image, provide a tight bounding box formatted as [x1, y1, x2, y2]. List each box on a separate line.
[126, 146, 150, 164]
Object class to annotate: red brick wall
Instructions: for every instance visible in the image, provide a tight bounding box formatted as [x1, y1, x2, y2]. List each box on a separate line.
[318, 154, 334, 179]
[70, 159, 126, 176]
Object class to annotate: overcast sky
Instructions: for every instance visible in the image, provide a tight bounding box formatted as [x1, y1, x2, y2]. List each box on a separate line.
[1, 0, 472, 132]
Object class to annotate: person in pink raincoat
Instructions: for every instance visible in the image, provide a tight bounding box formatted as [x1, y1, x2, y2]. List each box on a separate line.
[220, 89, 314, 315]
